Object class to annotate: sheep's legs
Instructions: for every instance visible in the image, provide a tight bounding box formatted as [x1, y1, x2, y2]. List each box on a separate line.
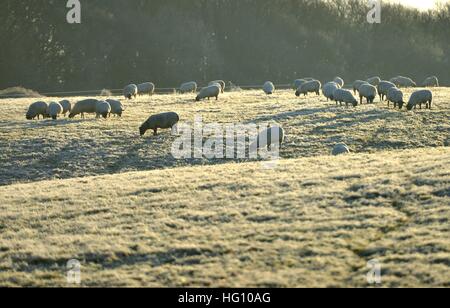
[153, 128, 158, 136]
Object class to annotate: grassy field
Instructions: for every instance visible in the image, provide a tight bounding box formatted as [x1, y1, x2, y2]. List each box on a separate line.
[0, 88, 449, 287]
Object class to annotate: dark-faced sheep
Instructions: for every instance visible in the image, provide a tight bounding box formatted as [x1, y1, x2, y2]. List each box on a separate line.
[263, 81, 275, 95]
[48, 102, 63, 120]
[196, 85, 221, 101]
[137, 82, 155, 96]
[139, 112, 180, 136]
[26, 101, 49, 120]
[406, 90, 433, 111]
[59, 100, 72, 117]
[124, 84, 138, 99]
[69, 99, 98, 119]
[106, 99, 125, 117]
[209, 80, 225, 93]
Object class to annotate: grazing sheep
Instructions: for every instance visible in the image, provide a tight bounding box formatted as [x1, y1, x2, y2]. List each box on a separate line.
[180, 81, 197, 94]
[95, 101, 111, 119]
[263, 81, 275, 95]
[208, 80, 225, 93]
[251, 125, 285, 149]
[333, 89, 358, 107]
[124, 84, 138, 99]
[295, 80, 321, 97]
[106, 99, 125, 117]
[332, 143, 351, 156]
[390, 76, 417, 88]
[377, 81, 396, 101]
[139, 112, 180, 136]
[333, 77, 345, 88]
[59, 100, 72, 117]
[358, 84, 377, 104]
[322, 82, 340, 101]
[367, 76, 381, 86]
[293, 79, 307, 90]
[26, 101, 49, 120]
[196, 85, 221, 101]
[406, 90, 433, 111]
[353, 80, 368, 94]
[387, 87, 405, 109]
[48, 102, 63, 120]
[69, 99, 98, 119]
[422, 76, 439, 87]
[137, 82, 156, 96]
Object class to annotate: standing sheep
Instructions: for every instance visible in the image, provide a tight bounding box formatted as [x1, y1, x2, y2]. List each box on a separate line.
[263, 81, 275, 95]
[322, 82, 340, 101]
[422, 76, 439, 87]
[406, 90, 433, 111]
[295, 80, 321, 97]
[59, 100, 72, 117]
[367, 76, 381, 86]
[106, 99, 125, 117]
[208, 80, 225, 93]
[48, 102, 63, 120]
[26, 101, 49, 120]
[196, 85, 221, 101]
[353, 80, 368, 94]
[358, 84, 377, 104]
[251, 125, 285, 150]
[333, 77, 345, 88]
[69, 99, 98, 119]
[95, 101, 111, 119]
[377, 81, 397, 101]
[293, 79, 307, 90]
[386, 87, 405, 109]
[124, 84, 138, 100]
[137, 82, 156, 96]
[180, 81, 198, 94]
[333, 89, 358, 107]
[139, 112, 180, 136]
[390, 76, 416, 88]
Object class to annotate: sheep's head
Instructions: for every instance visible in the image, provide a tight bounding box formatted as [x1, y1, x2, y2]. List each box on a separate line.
[406, 104, 413, 111]
[195, 96, 200, 102]
[26, 114, 33, 120]
[68, 112, 75, 118]
[139, 125, 147, 136]
[295, 91, 300, 97]
[398, 101, 405, 109]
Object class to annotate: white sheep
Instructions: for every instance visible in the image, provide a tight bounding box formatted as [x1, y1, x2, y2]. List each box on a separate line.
[124, 84, 138, 99]
[406, 90, 433, 111]
[196, 85, 221, 101]
[333, 89, 358, 107]
[180, 81, 198, 93]
[137, 82, 155, 96]
[358, 84, 377, 104]
[251, 125, 285, 149]
[366, 76, 381, 86]
[333, 77, 345, 88]
[106, 99, 125, 117]
[386, 87, 405, 109]
[139, 112, 180, 136]
[295, 80, 321, 97]
[422, 76, 439, 87]
[209, 80, 225, 93]
[389, 76, 417, 88]
[263, 81, 275, 95]
[293, 79, 307, 90]
[59, 100, 72, 117]
[95, 101, 111, 119]
[353, 80, 368, 94]
[69, 99, 98, 119]
[26, 101, 49, 120]
[332, 143, 351, 156]
[322, 82, 340, 101]
[377, 81, 396, 101]
[48, 102, 63, 120]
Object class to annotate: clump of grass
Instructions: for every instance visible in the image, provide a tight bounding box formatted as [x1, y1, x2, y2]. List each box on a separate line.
[0, 86, 42, 99]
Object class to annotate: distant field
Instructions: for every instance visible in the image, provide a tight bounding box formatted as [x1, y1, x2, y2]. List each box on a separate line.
[0, 88, 448, 287]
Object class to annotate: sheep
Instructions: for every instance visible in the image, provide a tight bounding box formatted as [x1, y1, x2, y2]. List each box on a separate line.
[322, 82, 340, 101]
[367, 76, 381, 86]
[69, 99, 98, 119]
[422, 76, 439, 87]
[251, 125, 285, 150]
[180, 81, 197, 94]
[333, 77, 345, 88]
[358, 84, 377, 104]
[139, 112, 180, 136]
[95, 101, 111, 119]
[196, 85, 221, 101]
[386, 87, 405, 109]
[59, 100, 72, 117]
[106, 99, 125, 117]
[333, 88, 358, 107]
[389, 76, 416, 88]
[377, 81, 396, 101]
[48, 102, 63, 120]
[124, 84, 138, 99]
[295, 80, 321, 97]
[353, 80, 368, 94]
[137, 82, 156, 96]
[293, 79, 307, 90]
[332, 143, 351, 156]
[406, 90, 433, 111]
[208, 80, 225, 93]
[26, 101, 49, 120]
[263, 81, 275, 95]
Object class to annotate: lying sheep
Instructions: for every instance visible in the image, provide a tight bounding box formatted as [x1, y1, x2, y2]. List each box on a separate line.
[137, 82, 156, 96]
[251, 125, 285, 150]
[333, 89, 358, 107]
[106, 99, 125, 117]
[333, 77, 345, 88]
[387, 87, 405, 109]
[139, 112, 180, 136]
[422, 76, 439, 87]
[296, 80, 321, 97]
[358, 84, 377, 104]
[59, 100, 72, 117]
[48, 102, 63, 120]
[263, 81, 275, 95]
[180, 81, 197, 94]
[322, 82, 340, 101]
[353, 80, 368, 94]
[69, 99, 98, 119]
[124, 84, 138, 99]
[196, 85, 221, 101]
[293, 79, 307, 90]
[209, 80, 225, 93]
[377, 81, 396, 101]
[332, 143, 350, 156]
[95, 101, 111, 119]
[26, 101, 49, 120]
[390, 76, 416, 88]
[406, 90, 433, 111]
[367, 76, 381, 86]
